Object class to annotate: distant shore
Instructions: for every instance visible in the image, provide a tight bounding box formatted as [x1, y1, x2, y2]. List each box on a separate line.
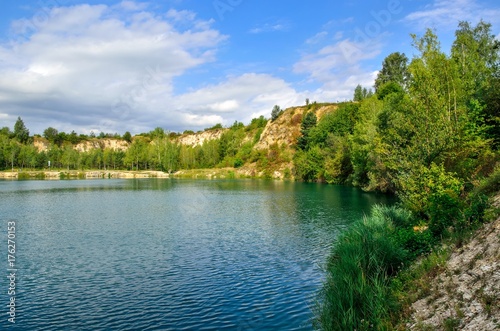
[0, 168, 269, 180]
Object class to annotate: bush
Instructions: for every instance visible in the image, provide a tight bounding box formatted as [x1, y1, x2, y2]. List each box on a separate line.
[398, 163, 464, 237]
[233, 158, 243, 168]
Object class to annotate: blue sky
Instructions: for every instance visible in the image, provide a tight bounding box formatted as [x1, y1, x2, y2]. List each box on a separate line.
[0, 0, 499, 135]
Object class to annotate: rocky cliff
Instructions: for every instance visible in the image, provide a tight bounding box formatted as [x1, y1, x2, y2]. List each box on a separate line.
[254, 104, 337, 151]
[33, 137, 129, 152]
[74, 139, 129, 152]
[176, 129, 225, 147]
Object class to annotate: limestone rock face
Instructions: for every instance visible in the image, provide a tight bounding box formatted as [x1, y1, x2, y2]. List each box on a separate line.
[74, 139, 129, 152]
[408, 212, 500, 331]
[177, 129, 225, 147]
[34, 137, 50, 152]
[254, 105, 337, 150]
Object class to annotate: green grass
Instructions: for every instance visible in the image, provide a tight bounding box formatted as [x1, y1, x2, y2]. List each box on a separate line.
[315, 205, 410, 331]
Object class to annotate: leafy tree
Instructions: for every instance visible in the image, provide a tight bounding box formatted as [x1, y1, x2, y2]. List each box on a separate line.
[374, 52, 409, 92]
[68, 131, 80, 144]
[247, 116, 268, 131]
[271, 105, 282, 121]
[354, 85, 373, 101]
[123, 131, 132, 143]
[376, 81, 404, 100]
[150, 127, 165, 139]
[43, 127, 59, 143]
[451, 20, 500, 143]
[14, 117, 30, 143]
[353, 85, 364, 101]
[0, 127, 12, 137]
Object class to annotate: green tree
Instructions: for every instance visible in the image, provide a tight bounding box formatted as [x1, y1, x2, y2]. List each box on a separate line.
[297, 111, 317, 150]
[451, 20, 500, 143]
[353, 84, 364, 101]
[374, 52, 409, 92]
[43, 127, 59, 144]
[123, 131, 132, 143]
[271, 105, 282, 121]
[14, 117, 30, 144]
[354, 85, 372, 101]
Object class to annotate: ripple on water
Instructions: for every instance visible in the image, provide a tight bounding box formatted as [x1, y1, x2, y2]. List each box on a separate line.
[0, 179, 395, 330]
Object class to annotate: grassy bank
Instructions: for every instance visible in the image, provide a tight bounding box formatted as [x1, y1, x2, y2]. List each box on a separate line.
[315, 171, 498, 330]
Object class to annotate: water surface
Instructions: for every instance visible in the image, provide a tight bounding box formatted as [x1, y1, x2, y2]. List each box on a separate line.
[0, 179, 394, 330]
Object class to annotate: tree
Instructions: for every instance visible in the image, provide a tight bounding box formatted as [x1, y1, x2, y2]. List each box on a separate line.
[150, 127, 165, 139]
[123, 131, 132, 143]
[353, 85, 364, 101]
[271, 105, 282, 121]
[43, 127, 59, 143]
[297, 111, 317, 150]
[14, 117, 30, 143]
[374, 52, 409, 92]
[354, 85, 373, 101]
[451, 20, 500, 143]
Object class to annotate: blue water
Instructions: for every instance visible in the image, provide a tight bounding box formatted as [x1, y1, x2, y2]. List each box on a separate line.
[0, 179, 394, 330]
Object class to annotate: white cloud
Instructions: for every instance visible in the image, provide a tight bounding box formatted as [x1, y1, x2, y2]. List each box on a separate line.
[0, 2, 228, 134]
[405, 0, 500, 30]
[294, 36, 383, 100]
[306, 31, 328, 45]
[173, 73, 302, 127]
[249, 20, 290, 34]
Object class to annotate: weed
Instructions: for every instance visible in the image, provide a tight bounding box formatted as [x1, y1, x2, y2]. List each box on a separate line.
[443, 317, 460, 331]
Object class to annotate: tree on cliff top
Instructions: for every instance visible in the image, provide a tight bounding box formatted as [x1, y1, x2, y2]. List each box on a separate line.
[14, 117, 29, 144]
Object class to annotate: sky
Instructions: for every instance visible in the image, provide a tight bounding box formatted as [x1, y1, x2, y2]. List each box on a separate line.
[0, 0, 499, 135]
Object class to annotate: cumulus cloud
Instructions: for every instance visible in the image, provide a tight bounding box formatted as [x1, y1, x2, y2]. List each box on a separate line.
[294, 35, 384, 101]
[0, 2, 229, 134]
[174, 73, 302, 127]
[404, 0, 500, 30]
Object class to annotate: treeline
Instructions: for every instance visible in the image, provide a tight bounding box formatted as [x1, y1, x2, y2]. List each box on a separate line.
[314, 21, 500, 330]
[295, 20, 499, 207]
[0, 115, 269, 171]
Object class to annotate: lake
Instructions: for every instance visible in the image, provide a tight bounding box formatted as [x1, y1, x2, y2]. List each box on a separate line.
[0, 179, 394, 330]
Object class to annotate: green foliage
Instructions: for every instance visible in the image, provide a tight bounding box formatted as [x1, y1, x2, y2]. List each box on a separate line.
[309, 103, 360, 147]
[374, 52, 409, 92]
[376, 81, 404, 100]
[14, 117, 30, 144]
[296, 111, 317, 150]
[233, 158, 243, 168]
[315, 205, 408, 331]
[473, 165, 500, 196]
[353, 84, 373, 102]
[293, 146, 324, 181]
[43, 127, 60, 144]
[398, 164, 464, 237]
[247, 116, 267, 131]
[205, 123, 223, 131]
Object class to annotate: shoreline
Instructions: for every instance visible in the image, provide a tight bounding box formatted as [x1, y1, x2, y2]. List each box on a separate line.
[0, 168, 269, 180]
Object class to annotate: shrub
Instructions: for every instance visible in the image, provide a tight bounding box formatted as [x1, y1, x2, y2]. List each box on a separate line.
[233, 158, 243, 168]
[398, 163, 464, 237]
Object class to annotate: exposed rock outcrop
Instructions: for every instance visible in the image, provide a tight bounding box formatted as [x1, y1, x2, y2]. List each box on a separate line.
[176, 129, 225, 147]
[74, 139, 129, 152]
[408, 213, 500, 330]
